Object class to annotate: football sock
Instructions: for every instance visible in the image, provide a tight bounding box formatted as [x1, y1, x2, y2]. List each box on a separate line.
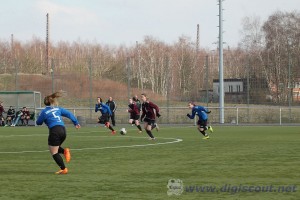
[108, 125, 114, 131]
[200, 131, 207, 136]
[58, 146, 64, 154]
[146, 130, 154, 138]
[52, 153, 66, 170]
[137, 125, 142, 131]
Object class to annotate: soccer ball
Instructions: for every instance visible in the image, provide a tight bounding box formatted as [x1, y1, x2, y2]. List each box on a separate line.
[120, 128, 127, 135]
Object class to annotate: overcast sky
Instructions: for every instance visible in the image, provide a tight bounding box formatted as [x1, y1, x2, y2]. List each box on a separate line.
[0, 0, 299, 49]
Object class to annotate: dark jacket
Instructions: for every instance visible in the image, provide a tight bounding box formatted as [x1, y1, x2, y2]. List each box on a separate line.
[106, 100, 117, 113]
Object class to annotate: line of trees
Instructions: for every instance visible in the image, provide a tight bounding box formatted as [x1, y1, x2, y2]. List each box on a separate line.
[0, 10, 299, 104]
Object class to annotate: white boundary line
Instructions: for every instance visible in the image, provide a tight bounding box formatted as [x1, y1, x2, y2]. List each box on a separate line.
[0, 130, 183, 154]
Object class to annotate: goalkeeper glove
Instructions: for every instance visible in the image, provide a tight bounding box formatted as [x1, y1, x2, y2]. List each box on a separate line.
[187, 113, 191, 118]
[156, 113, 161, 118]
[206, 111, 211, 114]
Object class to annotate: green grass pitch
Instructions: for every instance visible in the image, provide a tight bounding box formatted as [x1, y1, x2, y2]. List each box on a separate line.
[0, 125, 299, 200]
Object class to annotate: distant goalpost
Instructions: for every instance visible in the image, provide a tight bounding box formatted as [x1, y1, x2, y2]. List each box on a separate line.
[0, 91, 42, 125]
[0, 91, 41, 110]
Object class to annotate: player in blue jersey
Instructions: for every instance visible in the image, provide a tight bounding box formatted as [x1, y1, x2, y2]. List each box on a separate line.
[36, 91, 81, 175]
[186, 102, 213, 139]
[95, 97, 116, 134]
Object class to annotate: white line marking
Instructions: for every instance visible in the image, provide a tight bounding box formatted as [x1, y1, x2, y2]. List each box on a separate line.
[0, 133, 183, 154]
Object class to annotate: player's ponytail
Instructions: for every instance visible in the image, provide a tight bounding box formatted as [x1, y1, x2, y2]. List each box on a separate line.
[44, 91, 64, 106]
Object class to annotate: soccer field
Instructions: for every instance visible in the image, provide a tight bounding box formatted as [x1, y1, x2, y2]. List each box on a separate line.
[0, 125, 299, 200]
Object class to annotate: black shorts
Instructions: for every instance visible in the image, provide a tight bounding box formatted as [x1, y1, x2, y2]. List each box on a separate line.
[144, 117, 156, 126]
[98, 113, 109, 124]
[197, 119, 207, 128]
[48, 125, 66, 146]
[130, 114, 140, 121]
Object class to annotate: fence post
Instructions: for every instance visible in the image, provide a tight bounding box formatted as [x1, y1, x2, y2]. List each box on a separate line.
[236, 107, 239, 125]
[279, 107, 282, 125]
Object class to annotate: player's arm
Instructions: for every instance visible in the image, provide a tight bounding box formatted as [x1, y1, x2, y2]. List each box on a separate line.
[203, 106, 211, 114]
[127, 105, 133, 113]
[36, 111, 45, 125]
[95, 103, 100, 112]
[60, 108, 80, 126]
[140, 106, 146, 121]
[102, 104, 112, 115]
[187, 109, 196, 119]
[113, 102, 117, 112]
[150, 102, 161, 118]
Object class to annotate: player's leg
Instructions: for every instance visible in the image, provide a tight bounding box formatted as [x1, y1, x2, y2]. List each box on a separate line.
[1, 116, 4, 126]
[26, 116, 30, 125]
[6, 116, 11, 126]
[20, 116, 25, 125]
[134, 115, 142, 132]
[198, 120, 209, 139]
[135, 121, 142, 132]
[151, 122, 159, 131]
[129, 118, 134, 125]
[208, 123, 214, 133]
[103, 114, 115, 134]
[11, 114, 20, 126]
[57, 126, 70, 163]
[111, 112, 116, 126]
[48, 126, 68, 174]
[144, 118, 155, 140]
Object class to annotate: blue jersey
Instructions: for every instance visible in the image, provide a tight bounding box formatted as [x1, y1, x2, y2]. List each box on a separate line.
[95, 103, 112, 115]
[188, 105, 209, 121]
[36, 106, 79, 129]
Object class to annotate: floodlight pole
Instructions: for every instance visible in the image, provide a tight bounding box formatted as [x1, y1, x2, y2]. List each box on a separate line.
[51, 58, 54, 93]
[127, 57, 131, 99]
[46, 13, 50, 74]
[287, 39, 292, 121]
[218, 0, 225, 123]
[89, 58, 93, 120]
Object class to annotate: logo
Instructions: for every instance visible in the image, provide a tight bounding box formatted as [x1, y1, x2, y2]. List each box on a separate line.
[167, 179, 184, 196]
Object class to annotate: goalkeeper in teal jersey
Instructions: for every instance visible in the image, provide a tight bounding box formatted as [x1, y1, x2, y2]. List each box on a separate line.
[186, 102, 213, 139]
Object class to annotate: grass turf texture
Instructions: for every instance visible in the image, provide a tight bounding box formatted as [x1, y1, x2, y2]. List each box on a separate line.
[0, 126, 299, 200]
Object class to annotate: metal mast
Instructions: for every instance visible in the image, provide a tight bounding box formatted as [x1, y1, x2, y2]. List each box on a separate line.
[46, 13, 50, 74]
[218, 0, 224, 123]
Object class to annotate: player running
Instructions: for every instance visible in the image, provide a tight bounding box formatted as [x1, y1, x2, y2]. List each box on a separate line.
[127, 97, 143, 133]
[95, 97, 116, 134]
[187, 102, 213, 139]
[36, 91, 81, 175]
[140, 93, 161, 140]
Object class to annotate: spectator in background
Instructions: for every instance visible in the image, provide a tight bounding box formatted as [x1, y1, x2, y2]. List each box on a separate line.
[106, 97, 117, 126]
[6, 106, 15, 126]
[21, 107, 31, 126]
[11, 108, 23, 127]
[0, 102, 5, 126]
